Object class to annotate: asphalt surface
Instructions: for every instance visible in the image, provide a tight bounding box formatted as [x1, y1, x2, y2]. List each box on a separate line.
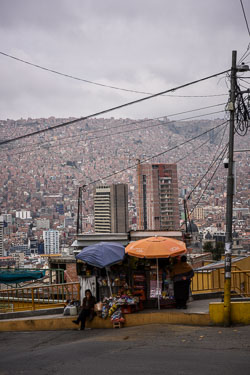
[0, 324, 249, 375]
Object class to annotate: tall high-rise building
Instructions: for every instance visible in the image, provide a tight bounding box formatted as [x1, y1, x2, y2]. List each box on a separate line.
[0, 216, 4, 257]
[43, 229, 60, 254]
[137, 163, 179, 231]
[94, 184, 128, 233]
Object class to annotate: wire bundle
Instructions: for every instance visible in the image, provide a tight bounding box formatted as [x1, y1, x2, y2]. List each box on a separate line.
[235, 84, 250, 136]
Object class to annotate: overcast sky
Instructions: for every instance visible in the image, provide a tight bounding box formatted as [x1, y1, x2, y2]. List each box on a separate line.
[0, 0, 250, 120]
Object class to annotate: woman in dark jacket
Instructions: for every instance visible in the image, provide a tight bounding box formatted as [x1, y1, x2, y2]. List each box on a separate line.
[72, 289, 96, 330]
[171, 255, 194, 309]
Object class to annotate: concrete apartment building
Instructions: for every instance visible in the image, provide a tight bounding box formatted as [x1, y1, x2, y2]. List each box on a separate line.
[192, 207, 205, 221]
[16, 210, 32, 219]
[43, 229, 60, 254]
[94, 184, 128, 233]
[137, 163, 179, 231]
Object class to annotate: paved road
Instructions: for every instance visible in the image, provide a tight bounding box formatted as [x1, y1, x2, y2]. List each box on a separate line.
[0, 324, 249, 375]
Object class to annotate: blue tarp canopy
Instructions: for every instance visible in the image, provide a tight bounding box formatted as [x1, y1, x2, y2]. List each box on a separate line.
[0, 270, 45, 284]
[76, 242, 125, 268]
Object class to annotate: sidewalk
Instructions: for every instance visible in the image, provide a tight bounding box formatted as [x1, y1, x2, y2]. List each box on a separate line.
[0, 299, 220, 331]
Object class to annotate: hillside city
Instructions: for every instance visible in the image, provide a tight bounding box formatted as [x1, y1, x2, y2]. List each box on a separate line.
[0, 115, 249, 268]
[2, 2, 250, 373]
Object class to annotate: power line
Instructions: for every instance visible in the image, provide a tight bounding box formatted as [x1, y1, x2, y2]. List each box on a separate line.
[0, 103, 226, 152]
[186, 141, 228, 201]
[175, 122, 228, 164]
[238, 43, 250, 64]
[0, 102, 226, 155]
[83, 120, 228, 187]
[181, 144, 228, 228]
[239, 0, 250, 37]
[87, 110, 225, 143]
[0, 68, 230, 147]
[188, 145, 229, 218]
[175, 137, 214, 163]
[0, 51, 228, 98]
[121, 127, 227, 206]
[2, 110, 226, 160]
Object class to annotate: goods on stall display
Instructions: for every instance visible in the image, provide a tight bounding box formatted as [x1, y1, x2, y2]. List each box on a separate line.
[97, 272, 130, 300]
[150, 266, 162, 298]
[108, 302, 118, 317]
[132, 272, 147, 303]
[78, 250, 184, 311]
[101, 304, 109, 319]
[163, 277, 174, 298]
[100, 294, 139, 326]
[110, 308, 125, 323]
[148, 264, 177, 307]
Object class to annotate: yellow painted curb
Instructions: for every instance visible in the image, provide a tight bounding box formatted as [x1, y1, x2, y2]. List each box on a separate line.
[209, 301, 250, 325]
[0, 311, 210, 332]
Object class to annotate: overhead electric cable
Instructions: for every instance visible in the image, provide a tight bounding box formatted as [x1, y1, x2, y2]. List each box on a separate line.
[86, 111, 225, 142]
[0, 102, 226, 155]
[188, 145, 229, 217]
[175, 122, 228, 164]
[186, 142, 229, 201]
[82, 120, 228, 187]
[239, 0, 250, 37]
[129, 128, 225, 207]
[238, 44, 250, 64]
[0, 68, 230, 147]
[175, 137, 215, 163]
[0, 51, 228, 98]
[2, 110, 226, 160]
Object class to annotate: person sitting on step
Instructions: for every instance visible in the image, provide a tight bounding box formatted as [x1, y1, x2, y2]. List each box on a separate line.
[72, 289, 96, 330]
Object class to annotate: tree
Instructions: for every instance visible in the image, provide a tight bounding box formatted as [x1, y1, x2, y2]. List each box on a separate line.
[203, 241, 223, 261]
[203, 241, 214, 253]
[212, 242, 224, 261]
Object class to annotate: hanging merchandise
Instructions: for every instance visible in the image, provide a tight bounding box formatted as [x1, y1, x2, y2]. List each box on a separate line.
[108, 302, 118, 317]
[101, 304, 109, 319]
[110, 308, 125, 324]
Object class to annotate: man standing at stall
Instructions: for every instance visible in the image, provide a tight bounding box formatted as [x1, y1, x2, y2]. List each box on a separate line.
[171, 256, 194, 309]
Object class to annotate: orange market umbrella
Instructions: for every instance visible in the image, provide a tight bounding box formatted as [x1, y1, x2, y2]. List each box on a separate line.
[125, 236, 187, 310]
[125, 236, 187, 258]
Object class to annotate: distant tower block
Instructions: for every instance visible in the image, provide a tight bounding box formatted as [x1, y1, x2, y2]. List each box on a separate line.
[137, 163, 179, 231]
[43, 229, 60, 254]
[94, 184, 128, 233]
[192, 207, 205, 221]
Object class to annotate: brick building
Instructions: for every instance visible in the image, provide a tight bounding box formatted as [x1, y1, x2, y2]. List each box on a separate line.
[137, 163, 179, 231]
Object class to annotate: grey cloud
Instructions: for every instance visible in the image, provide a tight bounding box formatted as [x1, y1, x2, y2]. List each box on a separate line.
[0, 0, 249, 119]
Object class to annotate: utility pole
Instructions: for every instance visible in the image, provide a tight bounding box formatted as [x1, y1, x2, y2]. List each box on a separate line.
[76, 186, 82, 235]
[137, 159, 142, 230]
[224, 50, 237, 326]
[76, 185, 86, 235]
[183, 199, 188, 233]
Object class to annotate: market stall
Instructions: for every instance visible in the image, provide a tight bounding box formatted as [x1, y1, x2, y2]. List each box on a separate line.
[75, 237, 188, 321]
[76, 241, 136, 326]
[76, 241, 125, 297]
[125, 236, 187, 309]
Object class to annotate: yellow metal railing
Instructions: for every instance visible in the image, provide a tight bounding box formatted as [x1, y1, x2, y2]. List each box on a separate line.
[230, 271, 250, 296]
[0, 282, 80, 312]
[191, 266, 250, 297]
